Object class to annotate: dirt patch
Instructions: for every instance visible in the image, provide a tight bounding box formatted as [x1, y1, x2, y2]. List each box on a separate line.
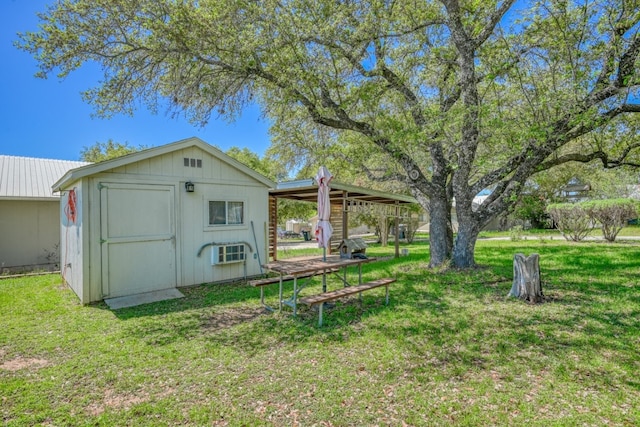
[202, 307, 265, 331]
[0, 356, 50, 372]
[85, 388, 150, 416]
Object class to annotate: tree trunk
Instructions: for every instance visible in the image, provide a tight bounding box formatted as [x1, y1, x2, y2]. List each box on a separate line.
[452, 221, 480, 268]
[428, 196, 453, 267]
[378, 216, 390, 246]
[445, 188, 454, 259]
[509, 253, 543, 304]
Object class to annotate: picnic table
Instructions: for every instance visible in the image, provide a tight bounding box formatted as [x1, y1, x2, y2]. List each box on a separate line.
[252, 255, 395, 326]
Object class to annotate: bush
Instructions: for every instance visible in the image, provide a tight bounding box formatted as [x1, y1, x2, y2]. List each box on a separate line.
[509, 225, 524, 241]
[582, 198, 639, 242]
[405, 216, 420, 243]
[546, 203, 592, 241]
[513, 193, 549, 229]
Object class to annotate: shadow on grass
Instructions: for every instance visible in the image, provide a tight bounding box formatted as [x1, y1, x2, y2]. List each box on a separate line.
[99, 279, 268, 319]
[84, 279, 278, 346]
[369, 241, 640, 389]
[359, 241, 640, 388]
[85, 239, 640, 386]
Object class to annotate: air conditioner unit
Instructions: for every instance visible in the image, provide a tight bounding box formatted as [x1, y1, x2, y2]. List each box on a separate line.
[211, 244, 246, 265]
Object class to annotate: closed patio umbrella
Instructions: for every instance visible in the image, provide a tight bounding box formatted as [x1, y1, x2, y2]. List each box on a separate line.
[314, 166, 333, 260]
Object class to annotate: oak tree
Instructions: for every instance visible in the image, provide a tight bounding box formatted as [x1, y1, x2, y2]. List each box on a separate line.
[20, 0, 640, 267]
[80, 139, 146, 162]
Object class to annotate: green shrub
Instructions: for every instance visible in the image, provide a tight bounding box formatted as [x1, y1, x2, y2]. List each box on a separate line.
[546, 203, 592, 241]
[512, 193, 549, 229]
[509, 225, 524, 241]
[582, 198, 639, 242]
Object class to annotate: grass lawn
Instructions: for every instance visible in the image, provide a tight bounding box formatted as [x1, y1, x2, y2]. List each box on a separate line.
[1, 239, 639, 425]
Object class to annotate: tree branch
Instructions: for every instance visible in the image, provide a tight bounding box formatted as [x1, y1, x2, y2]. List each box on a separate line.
[473, 0, 517, 48]
[537, 142, 640, 171]
[362, 166, 405, 183]
[617, 33, 640, 87]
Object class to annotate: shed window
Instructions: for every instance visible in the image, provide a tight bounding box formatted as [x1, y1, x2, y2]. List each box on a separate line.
[209, 201, 244, 225]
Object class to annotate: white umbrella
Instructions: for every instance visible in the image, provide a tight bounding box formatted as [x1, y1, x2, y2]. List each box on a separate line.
[314, 166, 333, 259]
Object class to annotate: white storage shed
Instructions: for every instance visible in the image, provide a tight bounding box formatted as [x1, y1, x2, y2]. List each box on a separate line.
[53, 137, 275, 304]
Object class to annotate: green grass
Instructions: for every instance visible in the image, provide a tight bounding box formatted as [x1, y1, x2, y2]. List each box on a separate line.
[2, 239, 639, 425]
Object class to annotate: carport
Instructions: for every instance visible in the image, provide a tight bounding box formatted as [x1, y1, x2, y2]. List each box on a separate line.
[268, 179, 417, 260]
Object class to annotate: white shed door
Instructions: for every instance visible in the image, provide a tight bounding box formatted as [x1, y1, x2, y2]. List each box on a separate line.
[100, 183, 176, 298]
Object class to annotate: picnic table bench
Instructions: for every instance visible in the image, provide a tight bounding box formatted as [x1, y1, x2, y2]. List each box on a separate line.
[258, 255, 395, 326]
[249, 269, 339, 312]
[298, 278, 396, 326]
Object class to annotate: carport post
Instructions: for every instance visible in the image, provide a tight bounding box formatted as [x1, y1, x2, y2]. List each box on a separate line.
[394, 201, 400, 258]
[342, 191, 348, 241]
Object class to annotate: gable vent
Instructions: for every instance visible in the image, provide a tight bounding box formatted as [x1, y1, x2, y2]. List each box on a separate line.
[184, 158, 202, 168]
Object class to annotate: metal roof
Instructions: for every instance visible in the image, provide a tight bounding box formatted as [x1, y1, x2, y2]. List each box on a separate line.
[271, 179, 417, 205]
[0, 155, 90, 200]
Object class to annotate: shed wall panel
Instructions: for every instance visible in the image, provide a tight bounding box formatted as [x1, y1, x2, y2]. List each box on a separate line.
[180, 182, 268, 285]
[59, 181, 86, 302]
[108, 147, 260, 186]
[0, 200, 60, 270]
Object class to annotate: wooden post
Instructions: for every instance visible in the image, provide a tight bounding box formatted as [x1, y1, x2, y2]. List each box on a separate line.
[269, 195, 278, 261]
[509, 253, 543, 304]
[342, 191, 348, 241]
[394, 201, 400, 258]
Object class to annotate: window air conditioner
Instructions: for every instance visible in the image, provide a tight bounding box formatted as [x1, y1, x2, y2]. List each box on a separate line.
[211, 244, 246, 265]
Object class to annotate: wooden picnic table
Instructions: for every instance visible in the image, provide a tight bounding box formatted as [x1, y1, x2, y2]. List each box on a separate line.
[257, 255, 395, 326]
[262, 255, 372, 277]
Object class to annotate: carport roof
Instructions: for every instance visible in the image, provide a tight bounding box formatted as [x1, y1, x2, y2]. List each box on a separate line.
[270, 179, 416, 205]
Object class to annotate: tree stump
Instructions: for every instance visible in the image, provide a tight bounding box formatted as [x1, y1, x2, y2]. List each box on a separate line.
[509, 253, 543, 304]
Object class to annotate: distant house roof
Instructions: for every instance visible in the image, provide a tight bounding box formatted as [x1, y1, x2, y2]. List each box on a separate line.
[0, 155, 90, 200]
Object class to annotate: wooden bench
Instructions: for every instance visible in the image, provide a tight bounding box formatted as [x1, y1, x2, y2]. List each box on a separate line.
[298, 278, 396, 326]
[250, 269, 339, 311]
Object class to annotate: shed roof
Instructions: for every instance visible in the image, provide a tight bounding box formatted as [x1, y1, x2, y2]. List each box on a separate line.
[53, 137, 276, 191]
[271, 179, 417, 205]
[0, 155, 90, 200]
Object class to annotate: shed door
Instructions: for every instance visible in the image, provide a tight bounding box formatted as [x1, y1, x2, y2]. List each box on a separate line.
[100, 183, 176, 298]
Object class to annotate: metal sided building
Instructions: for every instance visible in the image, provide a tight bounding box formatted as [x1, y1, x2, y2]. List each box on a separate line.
[53, 137, 275, 304]
[0, 155, 89, 273]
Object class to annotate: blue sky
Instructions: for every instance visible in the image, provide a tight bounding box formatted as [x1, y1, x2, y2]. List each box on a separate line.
[0, 0, 272, 161]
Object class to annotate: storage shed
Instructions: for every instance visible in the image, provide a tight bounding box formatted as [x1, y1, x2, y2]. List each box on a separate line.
[53, 137, 275, 304]
[0, 155, 89, 273]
